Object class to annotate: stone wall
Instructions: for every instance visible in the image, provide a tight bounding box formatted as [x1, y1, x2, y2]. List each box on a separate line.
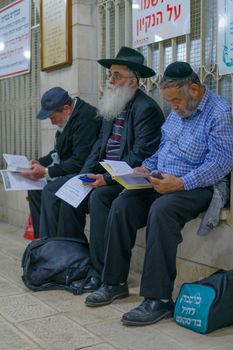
[40, 0, 98, 157]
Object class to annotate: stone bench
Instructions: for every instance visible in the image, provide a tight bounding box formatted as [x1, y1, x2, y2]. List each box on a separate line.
[130, 208, 232, 290]
[0, 182, 232, 292]
[84, 207, 232, 290]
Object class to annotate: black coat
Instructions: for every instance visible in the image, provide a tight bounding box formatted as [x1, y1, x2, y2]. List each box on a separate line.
[81, 89, 164, 183]
[38, 97, 101, 178]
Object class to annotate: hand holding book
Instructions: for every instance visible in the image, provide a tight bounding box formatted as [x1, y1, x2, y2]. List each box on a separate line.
[133, 166, 164, 179]
[100, 160, 163, 189]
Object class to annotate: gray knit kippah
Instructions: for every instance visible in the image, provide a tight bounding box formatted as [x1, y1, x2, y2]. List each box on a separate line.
[163, 61, 193, 80]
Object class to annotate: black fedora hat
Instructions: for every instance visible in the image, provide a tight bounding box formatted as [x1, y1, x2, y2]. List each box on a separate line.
[98, 46, 155, 78]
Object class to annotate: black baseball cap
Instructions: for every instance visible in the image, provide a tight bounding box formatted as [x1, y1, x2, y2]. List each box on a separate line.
[36, 87, 70, 120]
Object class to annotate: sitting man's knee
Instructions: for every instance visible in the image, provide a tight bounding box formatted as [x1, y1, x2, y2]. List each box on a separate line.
[150, 195, 173, 216]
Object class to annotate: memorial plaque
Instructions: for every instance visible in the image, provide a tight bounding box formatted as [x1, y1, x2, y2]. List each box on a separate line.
[40, 0, 72, 71]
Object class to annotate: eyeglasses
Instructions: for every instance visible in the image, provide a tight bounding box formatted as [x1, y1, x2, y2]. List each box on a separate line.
[107, 71, 136, 81]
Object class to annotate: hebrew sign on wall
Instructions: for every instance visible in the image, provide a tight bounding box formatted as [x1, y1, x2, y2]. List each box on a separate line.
[218, 0, 233, 75]
[132, 0, 190, 48]
[0, 0, 30, 79]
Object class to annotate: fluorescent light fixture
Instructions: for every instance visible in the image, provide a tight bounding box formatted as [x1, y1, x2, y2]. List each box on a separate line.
[24, 50, 31, 59]
[218, 15, 228, 29]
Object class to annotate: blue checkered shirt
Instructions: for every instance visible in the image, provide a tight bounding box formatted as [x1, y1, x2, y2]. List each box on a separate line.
[142, 87, 233, 190]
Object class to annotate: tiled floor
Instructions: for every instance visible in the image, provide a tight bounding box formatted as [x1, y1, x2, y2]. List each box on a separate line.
[0, 221, 232, 350]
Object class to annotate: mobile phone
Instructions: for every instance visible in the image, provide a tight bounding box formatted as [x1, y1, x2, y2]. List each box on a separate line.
[150, 171, 163, 179]
[79, 175, 95, 183]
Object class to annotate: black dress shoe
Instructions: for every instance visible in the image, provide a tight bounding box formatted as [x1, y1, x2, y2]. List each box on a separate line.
[121, 298, 174, 326]
[70, 275, 101, 295]
[82, 276, 101, 292]
[85, 283, 129, 307]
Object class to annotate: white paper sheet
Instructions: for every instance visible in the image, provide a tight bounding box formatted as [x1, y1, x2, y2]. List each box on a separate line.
[0, 170, 47, 191]
[55, 175, 93, 208]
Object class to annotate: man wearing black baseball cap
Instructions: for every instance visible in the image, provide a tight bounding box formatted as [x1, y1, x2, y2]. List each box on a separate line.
[36, 86, 71, 120]
[85, 61, 233, 327]
[22, 86, 101, 238]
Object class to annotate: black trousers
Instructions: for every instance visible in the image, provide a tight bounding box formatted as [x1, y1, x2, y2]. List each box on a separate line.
[40, 180, 124, 276]
[28, 190, 42, 238]
[39, 175, 74, 238]
[101, 187, 213, 299]
[56, 184, 123, 275]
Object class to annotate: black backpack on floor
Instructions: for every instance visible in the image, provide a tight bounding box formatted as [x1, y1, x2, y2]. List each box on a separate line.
[22, 237, 91, 293]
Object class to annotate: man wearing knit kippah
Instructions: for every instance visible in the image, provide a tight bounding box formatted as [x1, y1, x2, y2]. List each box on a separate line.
[85, 61, 233, 327]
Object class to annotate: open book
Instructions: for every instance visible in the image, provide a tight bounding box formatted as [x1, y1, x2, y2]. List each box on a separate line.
[3, 153, 31, 172]
[100, 160, 152, 189]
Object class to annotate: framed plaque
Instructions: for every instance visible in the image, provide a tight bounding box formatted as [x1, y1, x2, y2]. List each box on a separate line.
[40, 0, 72, 71]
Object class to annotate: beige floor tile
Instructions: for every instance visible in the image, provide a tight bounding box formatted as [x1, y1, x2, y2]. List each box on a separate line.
[75, 344, 118, 350]
[156, 321, 233, 350]
[0, 240, 26, 260]
[0, 253, 29, 287]
[0, 315, 38, 350]
[0, 275, 25, 296]
[110, 292, 143, 314]
[207, 343, 233, 350]
[0, 222, 28, 246]
[0, 293, 57, 323]
[0, 222, 22, 234]
[35, 289, 123, 325]
[19, 314, 100, 350]
[0, 221, 233, 350]
[87, 318, 186, 350]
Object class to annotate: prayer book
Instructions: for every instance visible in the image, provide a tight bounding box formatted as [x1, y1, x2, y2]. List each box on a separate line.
[100, 160, 152, 189]
[3, 153, 31, 172]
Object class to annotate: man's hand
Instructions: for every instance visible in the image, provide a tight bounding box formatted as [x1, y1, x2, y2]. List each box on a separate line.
[28, 159, 40, 166]
[21, 163, 46, 180]
[87, 174, 106, 188]
[133, 166, 150, 174]
[148, 173, 184, 194]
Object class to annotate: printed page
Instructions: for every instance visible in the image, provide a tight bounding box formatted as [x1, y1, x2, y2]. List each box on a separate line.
[0, 170, 47, 191]
[113, 174, 152, 189]
[3, 153, 30, 171]
[116, 174, 151, 187]
[101, 160, 134, 176]
[55, 175, 93, 208]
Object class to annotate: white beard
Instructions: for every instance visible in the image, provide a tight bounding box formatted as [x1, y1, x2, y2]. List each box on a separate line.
[57, 114, 70, 132]
[98, 82, 136, 120]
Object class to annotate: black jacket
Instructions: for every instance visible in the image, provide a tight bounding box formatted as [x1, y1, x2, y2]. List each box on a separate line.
[81, 89, 164, 184]
[38, 97, 101, 178]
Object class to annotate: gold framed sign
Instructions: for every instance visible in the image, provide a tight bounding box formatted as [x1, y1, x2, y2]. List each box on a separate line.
[40, 0, 72, 71]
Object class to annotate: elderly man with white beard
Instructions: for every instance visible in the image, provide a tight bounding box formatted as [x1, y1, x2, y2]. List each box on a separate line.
[39, 47, 164, 293]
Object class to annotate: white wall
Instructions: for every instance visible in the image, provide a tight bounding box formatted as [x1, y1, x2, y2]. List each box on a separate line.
[40, 0, 98, 156]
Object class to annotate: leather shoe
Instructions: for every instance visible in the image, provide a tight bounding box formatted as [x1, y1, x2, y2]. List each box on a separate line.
[121, 298, 174, 326]
[82, 276, 101, 293]
[85, 283, 129, 307]
[70, 275, 101, 295]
